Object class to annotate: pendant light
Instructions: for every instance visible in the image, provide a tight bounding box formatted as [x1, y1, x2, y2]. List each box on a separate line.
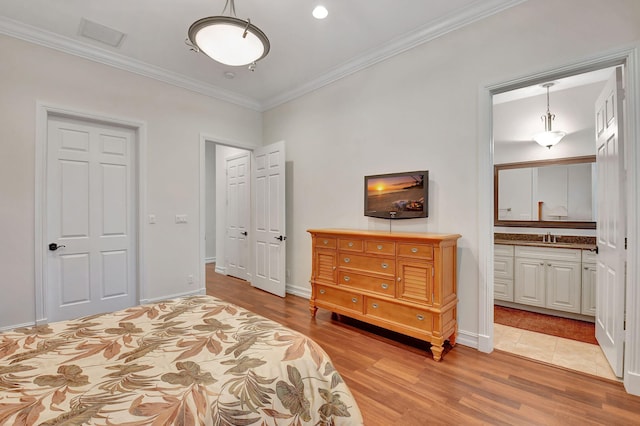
[532, 83, 566, 149]
[186, 0, 270, 68]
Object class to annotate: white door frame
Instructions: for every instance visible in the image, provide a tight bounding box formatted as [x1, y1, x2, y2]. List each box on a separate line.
[478, 46, 640, 395]
[35, 103, 147, 324]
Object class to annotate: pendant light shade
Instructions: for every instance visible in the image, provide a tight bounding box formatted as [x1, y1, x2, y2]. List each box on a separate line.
[186, 0, 270, 68]
[532, 83, 566, 149]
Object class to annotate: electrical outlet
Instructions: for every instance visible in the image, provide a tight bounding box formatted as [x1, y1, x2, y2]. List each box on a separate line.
[187, 274, 194, 286]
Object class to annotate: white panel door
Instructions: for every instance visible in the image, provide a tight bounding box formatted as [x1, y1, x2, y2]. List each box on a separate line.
[225, 152, 250, 280]
[46, 116, 136, 322]
[595, 67, 626, 377]
[252, 141, 286, 297]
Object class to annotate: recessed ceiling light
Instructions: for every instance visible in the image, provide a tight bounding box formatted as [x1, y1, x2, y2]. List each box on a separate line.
[312, 5, 328, 20]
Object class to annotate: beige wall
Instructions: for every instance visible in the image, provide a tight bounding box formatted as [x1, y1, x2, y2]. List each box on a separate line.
[262, 0, 640, 343]
[0, 35, 262, 328]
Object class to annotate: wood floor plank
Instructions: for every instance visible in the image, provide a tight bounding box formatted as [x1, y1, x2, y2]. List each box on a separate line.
[206, 265, 640, 425]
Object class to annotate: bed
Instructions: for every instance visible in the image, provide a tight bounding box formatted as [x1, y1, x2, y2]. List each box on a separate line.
[0, 295, 364, 425]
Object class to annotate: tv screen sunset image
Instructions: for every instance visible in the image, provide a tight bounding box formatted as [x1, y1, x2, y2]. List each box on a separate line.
[366, 174, 425, 213]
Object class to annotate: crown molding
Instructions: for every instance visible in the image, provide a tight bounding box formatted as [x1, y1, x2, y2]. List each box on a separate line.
[261, 0, 527, 110]
[0, 1, 525, 113]
[0, 16, 262, 111]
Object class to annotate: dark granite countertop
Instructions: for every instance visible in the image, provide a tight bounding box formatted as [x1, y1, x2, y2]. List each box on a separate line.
[494, 233, 597, 251]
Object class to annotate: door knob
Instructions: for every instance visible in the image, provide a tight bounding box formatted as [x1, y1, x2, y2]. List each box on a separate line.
[241, 231, 248, 236]
[49, 243, 66, 251]
[275, 235, 287, 241]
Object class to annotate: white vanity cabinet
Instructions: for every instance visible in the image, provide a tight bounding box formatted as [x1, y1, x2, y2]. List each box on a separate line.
[494, 244, 514, 302]
[581, 249, 597, 316]
[514, 246, 582, 313]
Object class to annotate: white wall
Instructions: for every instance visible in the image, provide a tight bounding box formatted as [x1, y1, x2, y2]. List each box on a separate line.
[262, 0, 640, 345]
[0, 35, 262, 329]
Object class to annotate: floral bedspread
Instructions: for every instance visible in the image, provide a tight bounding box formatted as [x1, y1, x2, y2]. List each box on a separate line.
[0, 295, 364, 425]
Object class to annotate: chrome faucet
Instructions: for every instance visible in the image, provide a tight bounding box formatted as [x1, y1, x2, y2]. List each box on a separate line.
[542, 232, 556, 243]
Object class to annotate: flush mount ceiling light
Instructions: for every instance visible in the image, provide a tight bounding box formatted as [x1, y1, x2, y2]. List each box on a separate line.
[532, 82, 566, 149]
[312, 5, 329, 19]
[186, 0, 270, 68]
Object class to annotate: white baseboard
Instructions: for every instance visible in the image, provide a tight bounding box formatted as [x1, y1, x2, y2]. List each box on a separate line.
[0, 321, 36, 332]
[205, 257, 216, 264]
[139, 288, 206, 304]
[215, 265, 226, 275]
[625, 371, 640, 397]
[286, 282, 311, 299]
[455, 329, 479, 350]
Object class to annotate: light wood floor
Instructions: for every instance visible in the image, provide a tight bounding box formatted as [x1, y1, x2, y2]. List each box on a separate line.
[206, 265, 640, 425]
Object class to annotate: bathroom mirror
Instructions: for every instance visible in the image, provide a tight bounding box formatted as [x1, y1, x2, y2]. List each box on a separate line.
[494, 156, 596, 229]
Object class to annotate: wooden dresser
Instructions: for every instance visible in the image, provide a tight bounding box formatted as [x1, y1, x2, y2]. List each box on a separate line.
[307, 229, 461, 361]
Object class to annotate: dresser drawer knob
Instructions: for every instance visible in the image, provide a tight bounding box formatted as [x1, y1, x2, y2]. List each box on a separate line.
[381, 283, 389, 290]
[416, 314, 425, 321]
[377, 245, 383, 250]
[411, 247, 418, 253]
[319, 289, 326, 294]
[372, 303, 379, 309]
[344, 257, 350, 263]
[348, 241, 354, 247]
[323, 240, 328, 245]
[381, 263, 388, 269]
[344, 276, 351, 282]
[351, 297, 358, 303]
[397, 277, 401, 282]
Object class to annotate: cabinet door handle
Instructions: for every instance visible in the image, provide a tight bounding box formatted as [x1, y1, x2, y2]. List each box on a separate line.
[377, 245, 383, 250]
[540, 263, 544, 266]
[397, 277, 402, 282]
[381, 283, 389, 290]
[411, 247, 418, 253]
[351, 297, 358, 303]
[547, 263, 551, 266]
[319, 289, 326, 294]
[381, 263, 388, 269]
[344, 257, 350, 263]
[372, 303, 379, 309]
[332, 266, 336, 270]
[343, 276, 350, 282]
[416, 314, 425, 321]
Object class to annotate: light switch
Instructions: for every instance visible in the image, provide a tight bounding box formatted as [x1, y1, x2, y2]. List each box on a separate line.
[148, 214, 156, 224]
[175, 214, 188, 224]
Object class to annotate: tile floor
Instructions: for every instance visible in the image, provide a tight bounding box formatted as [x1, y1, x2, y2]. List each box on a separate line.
[494, 323, 619, 381]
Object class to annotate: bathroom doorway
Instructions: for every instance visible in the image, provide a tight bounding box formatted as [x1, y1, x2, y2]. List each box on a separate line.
[491, 64, 624, 380]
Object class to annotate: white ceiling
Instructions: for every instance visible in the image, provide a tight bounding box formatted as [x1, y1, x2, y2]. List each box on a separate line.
[0, 0, 526, 110]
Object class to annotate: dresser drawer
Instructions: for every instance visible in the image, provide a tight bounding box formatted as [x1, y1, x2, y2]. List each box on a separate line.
[365, 240, 396, 255]
[339, 253, 395, 275]
[365, 298, 434, 332]
[397, 243, 434, 260]
[339, 238, 363, 252]
[315, 237, 337, 249]
[315, 285, 363, 313]
[338, 271, 395, 297]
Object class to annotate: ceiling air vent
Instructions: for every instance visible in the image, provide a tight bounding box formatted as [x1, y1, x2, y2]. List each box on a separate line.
[78, 18, 126, 48]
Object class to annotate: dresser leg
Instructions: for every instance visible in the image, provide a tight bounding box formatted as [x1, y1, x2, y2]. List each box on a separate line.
[431, 344, 444, 362]
[309, 304, 318, 317]
[448, 333, 457, 347]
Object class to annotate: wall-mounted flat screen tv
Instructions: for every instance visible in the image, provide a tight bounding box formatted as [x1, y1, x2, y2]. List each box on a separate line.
[364, 171, 429, 219]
